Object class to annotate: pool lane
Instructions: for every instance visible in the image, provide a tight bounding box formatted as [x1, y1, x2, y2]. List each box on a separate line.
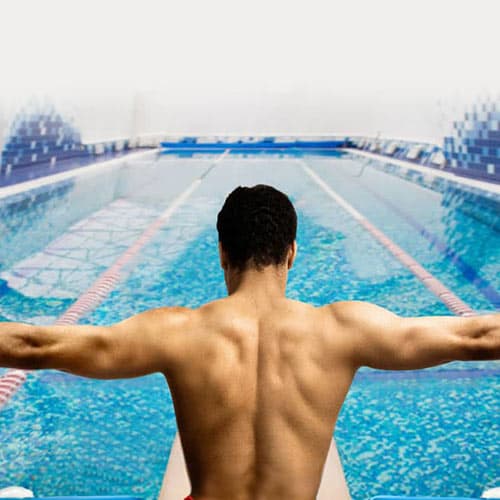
[355, 177, 500, 308]
[307, 155, 500, 313]
[301, 160, 474, 317]
[0, 152, 229, 410]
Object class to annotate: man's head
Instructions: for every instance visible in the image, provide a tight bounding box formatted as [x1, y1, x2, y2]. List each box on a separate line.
[216, 185, 297, 273]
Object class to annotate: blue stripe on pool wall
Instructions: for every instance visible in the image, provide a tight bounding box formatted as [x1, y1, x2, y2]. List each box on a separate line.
[160, 137, 349, 150]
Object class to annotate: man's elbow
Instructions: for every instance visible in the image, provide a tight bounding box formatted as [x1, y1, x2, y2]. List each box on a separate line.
[459, 337, 500, 361]
[457, 316, 500, 361]
[6, 328, 53, 370]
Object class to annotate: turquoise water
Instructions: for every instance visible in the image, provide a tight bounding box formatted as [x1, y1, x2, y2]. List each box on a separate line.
[0, 152, 498, 499]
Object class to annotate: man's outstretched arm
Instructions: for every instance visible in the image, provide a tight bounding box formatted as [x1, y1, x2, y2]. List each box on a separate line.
[0, 307, 191, 379]
[330, 301, 500, 370]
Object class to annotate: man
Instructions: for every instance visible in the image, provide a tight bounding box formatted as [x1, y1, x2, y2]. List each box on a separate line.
[1, 184, 499, 500]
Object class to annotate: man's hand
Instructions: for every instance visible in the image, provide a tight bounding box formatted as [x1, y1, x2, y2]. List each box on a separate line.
[328, 301, 500, 370]
[0, 307, 191, 379]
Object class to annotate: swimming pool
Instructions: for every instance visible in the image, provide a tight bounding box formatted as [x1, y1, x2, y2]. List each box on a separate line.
[0, 150, 498, 500]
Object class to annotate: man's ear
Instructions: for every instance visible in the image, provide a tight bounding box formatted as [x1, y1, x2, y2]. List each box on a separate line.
[287, 241, 298, 269]
[219, 242, 229, 270]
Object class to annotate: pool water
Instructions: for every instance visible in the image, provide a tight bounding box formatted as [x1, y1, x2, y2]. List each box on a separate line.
[0, 151, 498, 500]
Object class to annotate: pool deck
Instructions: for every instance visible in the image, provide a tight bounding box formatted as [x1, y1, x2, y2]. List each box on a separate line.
[0, 149, 158, 200]
[345, 148, 500, 196]
[0, 149, 157, 190]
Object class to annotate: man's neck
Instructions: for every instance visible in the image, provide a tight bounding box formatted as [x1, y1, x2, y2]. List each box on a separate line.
[225, 265, 288, 301]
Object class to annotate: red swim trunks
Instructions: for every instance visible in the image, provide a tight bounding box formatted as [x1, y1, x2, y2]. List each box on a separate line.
[184, 497, 194, 500]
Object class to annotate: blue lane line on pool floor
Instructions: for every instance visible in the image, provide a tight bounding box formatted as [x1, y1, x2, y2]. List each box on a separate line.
[342, 166, 500, 310]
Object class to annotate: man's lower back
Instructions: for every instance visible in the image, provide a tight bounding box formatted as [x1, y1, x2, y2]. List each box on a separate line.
[159, 432, 351, 500]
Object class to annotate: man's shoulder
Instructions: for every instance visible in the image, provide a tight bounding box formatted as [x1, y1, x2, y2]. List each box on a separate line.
[321, 300, 397, 331]
[322, 300, 375, 316]
[132, 305, 198, 333]
[143, 298, 254, 329]
[315, 300, 377, 331]
[153, 299, 234, 326]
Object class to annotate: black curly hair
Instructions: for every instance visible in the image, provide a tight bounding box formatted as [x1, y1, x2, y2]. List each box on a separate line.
[216, 184, 297, 271]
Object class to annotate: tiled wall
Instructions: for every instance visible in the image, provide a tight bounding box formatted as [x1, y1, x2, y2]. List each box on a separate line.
[347, 98, 500, 184]
[0, 103, 148, 178]
[444, 99, 500, 181]
[1, 105, 86, 174]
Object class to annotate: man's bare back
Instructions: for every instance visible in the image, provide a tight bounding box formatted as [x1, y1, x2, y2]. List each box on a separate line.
[1, 289, 498, 499]
[164, 295, 356, 499]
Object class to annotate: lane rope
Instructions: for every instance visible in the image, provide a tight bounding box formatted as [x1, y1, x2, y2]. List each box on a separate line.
[301, 161, 475, 317]
[0, 150, 229, 410]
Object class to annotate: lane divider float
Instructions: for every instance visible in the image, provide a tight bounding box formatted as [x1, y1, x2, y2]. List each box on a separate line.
[0, 150, 229, 410]
[301, 161, 475, 317]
